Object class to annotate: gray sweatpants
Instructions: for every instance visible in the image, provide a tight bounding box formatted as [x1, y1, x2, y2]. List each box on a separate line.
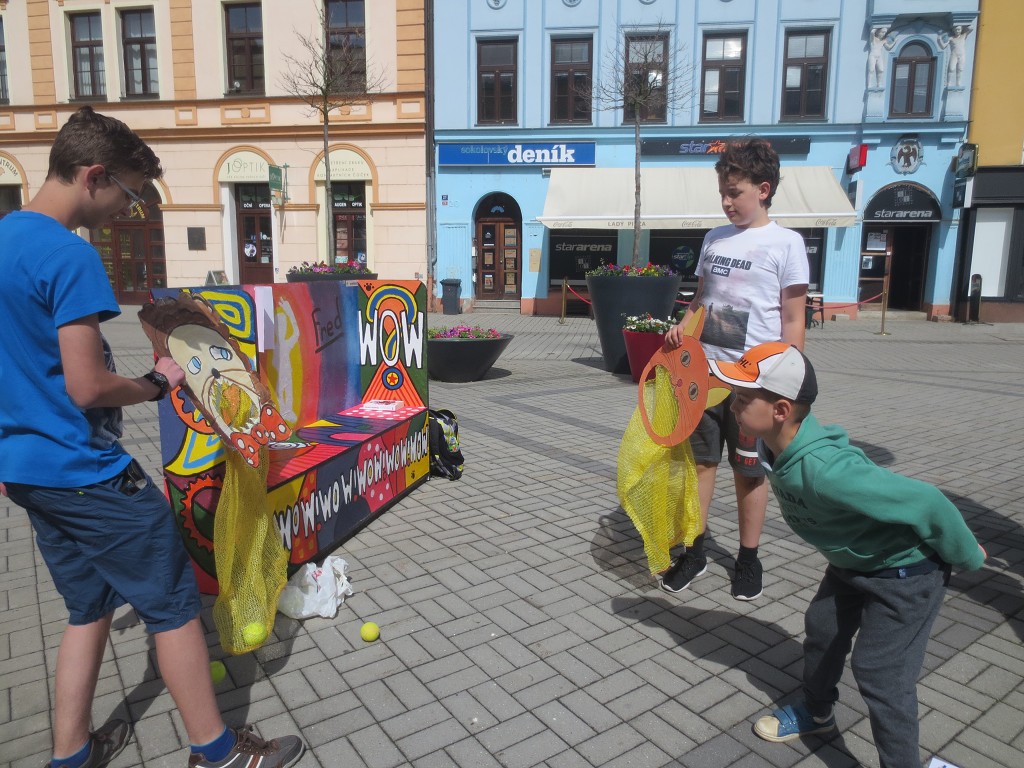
[802, 565, 946, 768]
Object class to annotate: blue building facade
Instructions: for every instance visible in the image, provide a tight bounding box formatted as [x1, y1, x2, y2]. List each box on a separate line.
[433, 0, 979, 318]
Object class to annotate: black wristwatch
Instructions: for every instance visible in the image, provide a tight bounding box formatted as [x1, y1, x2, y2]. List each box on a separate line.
[143, 370, 170, 401]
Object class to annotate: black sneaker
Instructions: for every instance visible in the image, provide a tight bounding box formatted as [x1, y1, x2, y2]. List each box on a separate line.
[732, 557, 763, 600]
[659, 551, 708, 593]
[48, 719, 132, 768]
[188, 725, 304, 768]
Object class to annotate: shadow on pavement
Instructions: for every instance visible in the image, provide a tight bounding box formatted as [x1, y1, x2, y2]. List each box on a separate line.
[592, 509, 858, 766]
[571, 356, 609, 370]
[944, 491, 1024, 642]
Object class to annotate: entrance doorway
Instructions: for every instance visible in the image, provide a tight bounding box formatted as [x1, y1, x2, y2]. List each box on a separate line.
[860, 224, 931, 311]
[236, 183, 273, 284]
[888, 225, 930, 309]
[90, 182, 166, 305]
[474, 193, 522, 299]
[332, 182, 367, 266]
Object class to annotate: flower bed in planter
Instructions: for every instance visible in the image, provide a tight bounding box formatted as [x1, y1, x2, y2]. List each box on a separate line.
[286, 261, 376, 281]
[426, 325, 513, 383]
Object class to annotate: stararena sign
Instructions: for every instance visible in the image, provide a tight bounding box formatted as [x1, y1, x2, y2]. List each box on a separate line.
[438, 142, 596, 167]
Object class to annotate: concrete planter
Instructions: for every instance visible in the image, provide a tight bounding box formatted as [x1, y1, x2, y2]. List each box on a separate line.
[426, 335, 514, 383]
[586, 274, 681, 374]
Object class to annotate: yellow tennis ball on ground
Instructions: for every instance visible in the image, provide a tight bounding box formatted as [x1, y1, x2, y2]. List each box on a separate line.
[360, 622, 380, 642]
[242, 622, 267, 646]
[210, 660, 226, 684]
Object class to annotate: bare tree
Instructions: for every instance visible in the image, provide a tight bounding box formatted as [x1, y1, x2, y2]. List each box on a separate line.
[280, 3, 388, 264]
[587, 24, 695, 266]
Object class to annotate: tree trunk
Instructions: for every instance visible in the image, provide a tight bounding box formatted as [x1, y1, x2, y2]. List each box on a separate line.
[632, 115, 641, 266]
[323, 104, 333, 266]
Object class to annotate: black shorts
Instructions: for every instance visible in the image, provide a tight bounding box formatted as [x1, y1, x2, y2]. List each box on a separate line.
[688, 393, 766, 478]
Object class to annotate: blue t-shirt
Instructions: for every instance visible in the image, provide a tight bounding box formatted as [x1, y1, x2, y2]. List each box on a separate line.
[0, 211, 130, 486]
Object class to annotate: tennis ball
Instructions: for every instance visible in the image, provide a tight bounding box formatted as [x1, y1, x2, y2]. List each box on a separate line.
[360, 622, 380, 642]
[242, 622, 267, 646]
[210, 660, 226, 684]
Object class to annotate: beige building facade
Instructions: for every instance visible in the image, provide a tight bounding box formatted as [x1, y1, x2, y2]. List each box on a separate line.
[0, 0, 427, 303]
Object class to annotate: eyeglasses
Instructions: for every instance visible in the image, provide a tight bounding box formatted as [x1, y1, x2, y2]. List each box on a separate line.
[107, 173, 145, 214]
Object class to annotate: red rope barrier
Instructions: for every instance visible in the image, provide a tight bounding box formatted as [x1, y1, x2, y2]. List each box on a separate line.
[566, 283, 592, 305]
[812, 292, 883, 309]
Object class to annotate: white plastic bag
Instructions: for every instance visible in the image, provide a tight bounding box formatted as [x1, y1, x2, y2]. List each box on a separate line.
[277, 555, 354, 619]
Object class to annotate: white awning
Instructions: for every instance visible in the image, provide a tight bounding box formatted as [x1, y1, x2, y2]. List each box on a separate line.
[537, 165, 857, 229]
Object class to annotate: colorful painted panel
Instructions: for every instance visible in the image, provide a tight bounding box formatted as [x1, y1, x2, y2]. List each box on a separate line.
[151, 280, 430, 593]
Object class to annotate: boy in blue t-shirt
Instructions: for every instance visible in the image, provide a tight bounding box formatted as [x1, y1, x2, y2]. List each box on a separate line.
[0, 107, 302, 768]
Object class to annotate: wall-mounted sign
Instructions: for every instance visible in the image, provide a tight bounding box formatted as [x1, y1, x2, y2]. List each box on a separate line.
[641, 136, 811, 157]
[313, 149, 372, 181]
[218, 150, 270, 183]
[439, 142, 596, 166]
[955, 143, 978, 179]
[890, 137, 923, 175]
[865, 182, 941, 222]
[548, 230, 617, 281]
[0, 154, 24, 184]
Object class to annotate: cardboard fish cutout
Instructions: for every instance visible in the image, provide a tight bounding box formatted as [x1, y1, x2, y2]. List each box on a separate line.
[638, 307, 731, 446]
[139, 295, 291, 467]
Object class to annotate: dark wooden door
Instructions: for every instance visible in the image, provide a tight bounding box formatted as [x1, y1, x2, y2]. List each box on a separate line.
[476, 219, 519, 298]
[237, 184, 274, 284]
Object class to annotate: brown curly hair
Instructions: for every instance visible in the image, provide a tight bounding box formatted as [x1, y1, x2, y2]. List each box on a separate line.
[714, 137, 781, 208]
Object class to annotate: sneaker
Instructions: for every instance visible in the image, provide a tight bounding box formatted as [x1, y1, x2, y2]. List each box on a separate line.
[753, 702, 836, 742]
[188, 725, 304, 768]
[48, 719, 133, 768]
[659, 551, 707, 593]
[732, 556, 763, 600]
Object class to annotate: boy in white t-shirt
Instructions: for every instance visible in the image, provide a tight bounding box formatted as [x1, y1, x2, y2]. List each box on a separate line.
[663, 137, 809, 600]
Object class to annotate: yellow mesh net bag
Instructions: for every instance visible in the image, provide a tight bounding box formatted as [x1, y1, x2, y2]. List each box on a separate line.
[212, 446, 289, 655]
[617, 365, 702, 576]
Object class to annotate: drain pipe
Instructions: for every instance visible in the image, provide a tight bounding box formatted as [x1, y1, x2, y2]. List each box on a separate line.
[424, 0, 437, 309]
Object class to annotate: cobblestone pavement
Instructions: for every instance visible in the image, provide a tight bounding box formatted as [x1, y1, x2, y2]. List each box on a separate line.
[3, 309, 1023, 768]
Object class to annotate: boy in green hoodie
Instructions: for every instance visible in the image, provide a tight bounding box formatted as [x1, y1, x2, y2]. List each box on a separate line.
[710, 341, 985, 768]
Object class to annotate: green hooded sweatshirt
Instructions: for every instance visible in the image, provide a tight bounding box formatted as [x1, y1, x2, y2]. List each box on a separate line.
[762, 413, 984, 573]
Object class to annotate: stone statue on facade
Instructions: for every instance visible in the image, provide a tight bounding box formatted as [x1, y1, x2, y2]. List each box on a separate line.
[867, 27, 897, 89]
[938, 25, 972, 87]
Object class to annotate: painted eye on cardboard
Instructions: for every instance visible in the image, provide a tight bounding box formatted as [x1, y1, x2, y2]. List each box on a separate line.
[210, 345, 232, 360]
[187, 356, 202, 374]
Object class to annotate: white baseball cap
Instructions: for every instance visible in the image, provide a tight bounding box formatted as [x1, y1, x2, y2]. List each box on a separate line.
[709, 342, 818, 404]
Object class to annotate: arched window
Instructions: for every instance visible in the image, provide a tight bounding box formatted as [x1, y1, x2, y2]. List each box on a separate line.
[890, 42, 935, 117]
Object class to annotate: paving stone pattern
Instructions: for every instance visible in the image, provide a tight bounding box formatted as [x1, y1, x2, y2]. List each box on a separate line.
[2, 310, 1023, 768]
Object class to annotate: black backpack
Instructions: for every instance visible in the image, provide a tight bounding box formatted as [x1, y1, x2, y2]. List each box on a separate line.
[428, 408, 464, 480]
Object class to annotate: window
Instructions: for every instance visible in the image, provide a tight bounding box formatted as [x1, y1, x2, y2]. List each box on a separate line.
[700, 32, 746, 121]
[121, 9, 158, 97]
[551, 37, 592, 124]
[71, 13, 105, 98]
[225, 3, 264, 94]
[624, 34, 668, 123]
[477, 39, 517, 124]
[326, 0, 366, 92]
[782, 29, 829, 119]
[0, 18, 8, 104]
[890, 42, 934, 117]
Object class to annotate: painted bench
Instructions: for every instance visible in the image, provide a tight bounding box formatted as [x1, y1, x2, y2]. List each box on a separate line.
[151, 279, 430, 594]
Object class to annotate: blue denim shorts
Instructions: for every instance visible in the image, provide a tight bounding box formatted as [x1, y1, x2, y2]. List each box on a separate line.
[6, 461, 201, 632]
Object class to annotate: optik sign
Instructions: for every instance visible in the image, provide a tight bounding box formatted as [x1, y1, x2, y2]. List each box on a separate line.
[438, 142, 596, 167]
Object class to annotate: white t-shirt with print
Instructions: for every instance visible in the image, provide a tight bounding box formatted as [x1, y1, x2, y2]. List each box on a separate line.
[695, 221, 808, 363]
